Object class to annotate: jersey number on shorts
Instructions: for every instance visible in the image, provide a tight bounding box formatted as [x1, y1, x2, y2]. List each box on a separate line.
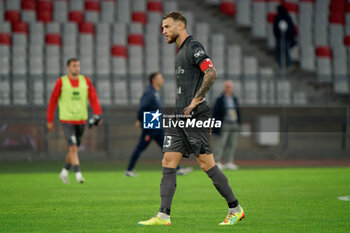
[163, 136, 172, 148]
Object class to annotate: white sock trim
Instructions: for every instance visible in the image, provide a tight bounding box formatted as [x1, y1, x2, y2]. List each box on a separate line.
[157, 212, 170, 220]
[229, 205, 242, 213]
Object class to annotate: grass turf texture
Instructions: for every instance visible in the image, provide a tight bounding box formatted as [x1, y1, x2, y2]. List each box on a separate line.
[0, 162, 349, 233]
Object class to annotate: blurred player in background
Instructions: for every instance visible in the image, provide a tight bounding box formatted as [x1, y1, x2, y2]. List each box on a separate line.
[213, 80, 241, 170]
[138, 12, 244, 226]
[47, 58, 102, 184]
[273, 4, 296, 68]
[125, 72, 193, 177]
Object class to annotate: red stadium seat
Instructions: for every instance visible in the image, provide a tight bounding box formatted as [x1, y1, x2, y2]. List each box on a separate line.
[0, 33, 11, 45]
[347, 2, 350, 12]
[132, 12, 147, 24]
[283, 2, 298, 13]
[21, 0, 36, 10]
[85, 1, 100, 11]
[37, 1, 53, 23]
[332, 0, 346, 3]
[316, 46, 332, 58]
[344, 36, 350, 46]
[111, 45, 128, 57]
[37, 11, 52, 23]
[330, 3, 345, 14]
[293, 26, 298, 37]
[5, 11, 21, 23]
[37, 0, 53, 11]
[270, 0, 282, 3]
[220, 1, 236, 16]
[267, 13, 277, 24]
[69, 11, 84, 24]
[128, 34, 144, 46]
[45, 34, 61, 46]
[12, 22, 28, 34]
[329, 14, 345, 24]
[147, 1, 162, 12]
[79, 23, 95, 34]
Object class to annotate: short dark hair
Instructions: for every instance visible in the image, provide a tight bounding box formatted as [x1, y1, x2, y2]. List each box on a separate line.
[163, 11, 187, 28]
[66, 58, 79, 66]
[149, 72, 160, 84]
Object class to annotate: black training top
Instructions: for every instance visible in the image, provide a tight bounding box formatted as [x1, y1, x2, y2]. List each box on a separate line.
[174, 36, 210, 114]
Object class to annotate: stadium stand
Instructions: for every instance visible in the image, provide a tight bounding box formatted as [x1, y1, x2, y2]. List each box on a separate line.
[212, 0, 349, 100]
[0, 0, 349, 107]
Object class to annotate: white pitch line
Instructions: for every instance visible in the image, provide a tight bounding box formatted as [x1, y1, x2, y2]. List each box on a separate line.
[337, 196, 350, 201]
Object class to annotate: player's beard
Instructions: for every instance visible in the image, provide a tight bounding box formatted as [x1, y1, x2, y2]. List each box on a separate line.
[166, 33, 178, 44]
[71, 70, 79, 76]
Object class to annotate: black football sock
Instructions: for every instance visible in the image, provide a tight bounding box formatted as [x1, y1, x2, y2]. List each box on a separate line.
[73, 165, 80, 173]
[159, 167, 177, 215]
[64, 163, 71, 170]
[206, 165, 238, 208]
[228, 200, 239, 209]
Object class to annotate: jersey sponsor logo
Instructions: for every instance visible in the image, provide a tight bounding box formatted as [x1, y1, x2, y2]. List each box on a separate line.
[71, 91, 82, 100]
[194, 49, 205, 58]
[143, 109, 162, 129]
[177, 87, 182, 94]
[175, 66, 185, 75]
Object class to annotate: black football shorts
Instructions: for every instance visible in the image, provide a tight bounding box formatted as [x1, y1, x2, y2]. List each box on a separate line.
[61, 123, 85, 146]
[162, 103, 212, 158]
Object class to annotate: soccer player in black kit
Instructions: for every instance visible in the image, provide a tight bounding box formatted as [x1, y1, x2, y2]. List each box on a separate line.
[138, 11, 244, 226]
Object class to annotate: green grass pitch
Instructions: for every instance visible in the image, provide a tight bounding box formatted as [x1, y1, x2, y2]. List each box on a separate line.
[0, 162, 349, 233]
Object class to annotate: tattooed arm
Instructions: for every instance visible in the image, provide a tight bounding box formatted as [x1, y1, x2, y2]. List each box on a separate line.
[194, 67, 217, 100]
[183, 67, 218, 116]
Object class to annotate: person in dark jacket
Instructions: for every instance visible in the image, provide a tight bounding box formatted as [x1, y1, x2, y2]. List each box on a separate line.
[125, 72, 193, 177]
[273, 4, 296, 68]
[213, 80, 241, 170]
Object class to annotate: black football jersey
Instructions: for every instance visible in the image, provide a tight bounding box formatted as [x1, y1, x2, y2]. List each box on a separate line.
[174, 36, 210, 114]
